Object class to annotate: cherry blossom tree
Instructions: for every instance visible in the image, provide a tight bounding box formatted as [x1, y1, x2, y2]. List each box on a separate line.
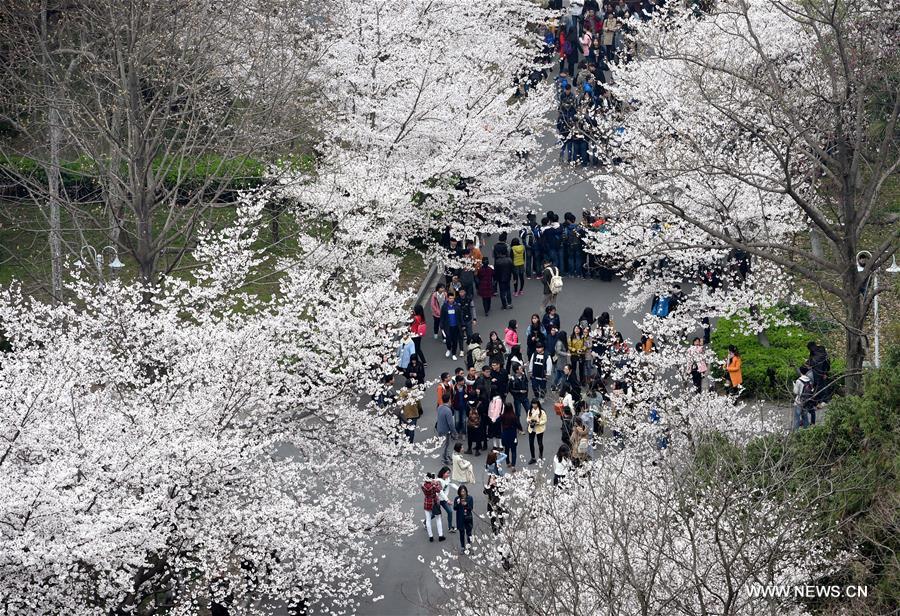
[281, 0, 553, 257]
[586, 0, 899, 394]
[434, 435, 842, 616]
[0, 197, 425, 615]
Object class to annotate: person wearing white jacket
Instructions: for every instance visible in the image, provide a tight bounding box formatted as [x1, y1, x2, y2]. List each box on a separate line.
[451, 442, 476, 484]
[437, 466, 459, 533]
[552, 445, 572, 486]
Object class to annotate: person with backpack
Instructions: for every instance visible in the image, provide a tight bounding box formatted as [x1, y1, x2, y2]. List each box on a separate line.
[542, 258, 564, 309]
[520, 213, 538, 278]
[465, 333, 486, 370]
[510, 238, 527, 297]
[526, 215, 543, 279]
[509, 362, 530, 418]
[494, 244, 514, 310]
[792, 365, 815, 430]
[465, 400, 484, 456]
[529, 342, 553, 400]
[542, 215, 563, 272]
[476, 257, 495, 316]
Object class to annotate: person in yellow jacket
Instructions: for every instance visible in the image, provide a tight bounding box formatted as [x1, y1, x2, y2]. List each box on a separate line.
[724, 345, 743, 395]
[451, 442, 476, 484]
[510, 238, 527, 297]
[526, 399, 548, 464]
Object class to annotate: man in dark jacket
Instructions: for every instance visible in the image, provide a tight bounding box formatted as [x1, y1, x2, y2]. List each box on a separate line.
[439, 293, 463, 360]
[456, 287, 477, 342]
[494, 245, 514, 310]
[489, 359, 509, 401]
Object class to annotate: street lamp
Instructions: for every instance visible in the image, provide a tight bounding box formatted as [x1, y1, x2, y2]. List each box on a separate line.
[857, 251, 899, 368]
[79, 245, 125, 284]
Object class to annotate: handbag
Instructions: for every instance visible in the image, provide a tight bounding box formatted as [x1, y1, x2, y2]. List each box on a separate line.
[554, 401, 565, 416]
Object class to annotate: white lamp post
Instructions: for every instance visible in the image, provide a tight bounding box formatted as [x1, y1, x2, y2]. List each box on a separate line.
[80, 245, 125, 284]
[857, 251, 900, 368]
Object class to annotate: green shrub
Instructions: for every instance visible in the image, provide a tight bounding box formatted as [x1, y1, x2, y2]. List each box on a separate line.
[710, 313, 844, 398]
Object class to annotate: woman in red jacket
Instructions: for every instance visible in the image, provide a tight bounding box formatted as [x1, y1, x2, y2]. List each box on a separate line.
[477, 257, 495, 317]
[411, 304, 428, 366]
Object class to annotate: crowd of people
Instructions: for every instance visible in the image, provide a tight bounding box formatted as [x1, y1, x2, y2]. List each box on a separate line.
[386, 205, 837, 551]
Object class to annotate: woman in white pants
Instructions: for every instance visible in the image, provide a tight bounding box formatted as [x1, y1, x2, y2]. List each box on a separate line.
[421, 473, 446, 542]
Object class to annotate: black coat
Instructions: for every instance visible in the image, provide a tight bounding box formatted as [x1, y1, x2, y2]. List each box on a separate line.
[494, 256, 514, 282]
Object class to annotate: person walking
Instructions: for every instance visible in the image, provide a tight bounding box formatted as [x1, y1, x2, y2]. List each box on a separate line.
[552, 329, 570, 391]
[456, 287, 477, 343]
[541, 258, 563, 309]
[525, 313, 547, 360]
[792, 365, 815, 430]
[569, 324, 587, 385]
[465, 401, 484, 456]
[552, 445, 571, 486]
[476, 257, 495, 316]
[429, 283, 447, 340]
[526, 399, 548, 464]
[465, 333, 487, 370]
[453, 485, 475, 552]
[399, 379, 422, 443]
[437, 392, 455, 464]
[509, 363, 530, 418]
[570, 417, 589, 467]
[500, 402, 523, 470]
[724, 345, 743, 396]
[494, 244, 514, 310]
[486, 331, 506, 368]
[436, 466, 458, 533]
[529, 342, 553, 400]
[439, 293, 463, 361]
[687, 337, 708, 393]
[421, 473, 446, 542]
[451, 442, 477, 483]
[410, 305, 428, 366]
[504, 319, 519, 353]
[510, 238, 526, 297]
[397, 331, 416, 373]
[451, 375, 469, 438]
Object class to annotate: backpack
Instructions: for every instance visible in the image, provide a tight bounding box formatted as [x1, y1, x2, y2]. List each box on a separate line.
[549, 267, 564, 294]
[564, 224, 583, 247]
[520, 226, 535, 248]
[651, 295, 670, 318]
[488, 396, 503, 422]
[798, 378, 815, 408]
[576, 437, 588, 455]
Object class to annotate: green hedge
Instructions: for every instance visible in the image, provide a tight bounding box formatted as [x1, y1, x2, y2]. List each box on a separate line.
[710, 312, 844, 399]
[0, 153, 315, 197]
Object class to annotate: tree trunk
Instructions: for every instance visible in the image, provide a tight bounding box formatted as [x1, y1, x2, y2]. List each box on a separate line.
[810, 225, 825, 260]
[844, 290, 867, 396]
[47, 96, 63, 303]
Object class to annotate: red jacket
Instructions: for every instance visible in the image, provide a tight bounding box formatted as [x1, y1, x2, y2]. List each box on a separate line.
[477, 266, 494, 298]
[411, 314, 427, 337]
[422, 481, 441, 511]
